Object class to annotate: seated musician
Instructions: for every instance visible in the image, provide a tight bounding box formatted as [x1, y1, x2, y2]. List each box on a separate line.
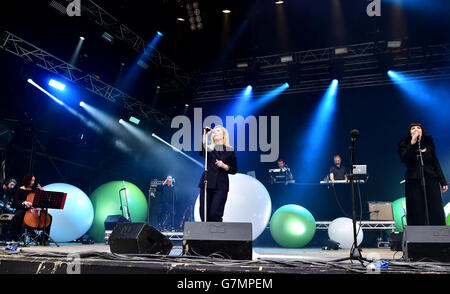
[273, 158, 294, 183]
[1, 178, 17, 207]
[329, 155, 348, 182]
[11, 174, 52, 245]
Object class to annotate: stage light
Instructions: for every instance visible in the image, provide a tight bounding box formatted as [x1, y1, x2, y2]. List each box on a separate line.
[101, 32, 114, 44]
[79, 101, 85, 107]
[185, 104, 189, 107]
[334, 47, 348, 55]
[387, 40, 402, 48]
[281, 55, 293, 63]
[119, 119, 124, 124]
[48, 79, 66, 91]
[222, 10, 231, 14]
[275, 1, 284, 4]
[236, 62, 248, 68]
[29, 79, 64, 105]
[157, 31, 163, 36]
[80, 36, 85, 40]
[177, 17, 185, 22]
[129, 116, 140, 125]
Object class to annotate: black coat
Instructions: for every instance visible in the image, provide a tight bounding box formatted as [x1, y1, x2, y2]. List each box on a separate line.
[398, 135, 447, 186]
[198, 144, 238, 191]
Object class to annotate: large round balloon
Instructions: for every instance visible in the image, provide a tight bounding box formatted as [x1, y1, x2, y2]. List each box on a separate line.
[269, 204, 316, 248]
[328, 217, 364, 249]
[194, 173, 271, 240]
[89, 181, 148, 242]
[43, 183, 94, 243]
[446, 214, 450, 226]
[392, 197, 407, 232]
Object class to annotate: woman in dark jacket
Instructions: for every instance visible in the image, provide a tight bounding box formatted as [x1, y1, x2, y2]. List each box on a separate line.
[199, 126, 237, 222]
[398, 123, 448, 225]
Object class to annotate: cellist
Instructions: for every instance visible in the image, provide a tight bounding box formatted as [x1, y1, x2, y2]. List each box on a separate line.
[11, 173, 52, 245]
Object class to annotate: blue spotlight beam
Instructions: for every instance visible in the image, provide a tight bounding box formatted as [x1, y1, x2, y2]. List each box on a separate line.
[151, 133, 203, 168]
[299, 79, 339, 181]
[28, 79, 103, 134]
[248, 83, 289, 114]
[48, 79, 66, 91]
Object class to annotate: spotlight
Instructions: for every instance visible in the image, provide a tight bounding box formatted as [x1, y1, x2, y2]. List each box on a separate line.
[80, 36, 85, 40]
[177, 17, 185, 22]
[236, 62, 249, 68]
[387, 41, 402, 49]
[275, 1, 284, 4]
[129, 116, 140, 125]
[157, 31, 163, 36]
[185, 104, 189, 107]
[48, 79, 66, 91]
[101, 32, 114, 44]
[334, 47, 348, 55]
[80, 101, 85, 107]
[119, 119, 124, 124]
[281, 55, 293, 63]
[222, 10, 231, 14]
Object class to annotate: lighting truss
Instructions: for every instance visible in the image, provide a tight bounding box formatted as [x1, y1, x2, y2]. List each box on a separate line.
[81, 0, 192, 89]
[193, 41, 450, 102]
[0, 31, 171, 126]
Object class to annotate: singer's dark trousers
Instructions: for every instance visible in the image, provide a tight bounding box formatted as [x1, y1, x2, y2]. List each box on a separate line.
[405, 177, 445, 226]
[199, 188, 228, 222]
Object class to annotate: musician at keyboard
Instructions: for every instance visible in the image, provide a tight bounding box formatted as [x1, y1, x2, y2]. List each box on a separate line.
[269, 158, 294, 184]
[329, 155, 348, 182]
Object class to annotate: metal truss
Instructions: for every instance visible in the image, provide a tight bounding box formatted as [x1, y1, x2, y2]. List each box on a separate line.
[82, 0, 192, 89]
[315, 221, 396, 230]
[0, 31, 171, 126]
[193, 41, 450, 102]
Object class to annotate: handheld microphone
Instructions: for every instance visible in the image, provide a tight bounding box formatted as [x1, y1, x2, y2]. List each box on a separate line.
[204, 127, 212, 132]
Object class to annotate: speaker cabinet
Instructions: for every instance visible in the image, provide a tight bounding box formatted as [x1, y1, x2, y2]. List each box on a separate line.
[403, 226, 450, 262]
[109, 222, 173, 255]
[183, 222, 252, 260]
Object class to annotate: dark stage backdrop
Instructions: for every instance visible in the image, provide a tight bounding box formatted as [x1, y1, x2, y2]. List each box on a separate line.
[0, 52, 449, 234]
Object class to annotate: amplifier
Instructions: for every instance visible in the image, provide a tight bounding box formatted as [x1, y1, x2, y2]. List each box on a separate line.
[403, 226, 450, 262]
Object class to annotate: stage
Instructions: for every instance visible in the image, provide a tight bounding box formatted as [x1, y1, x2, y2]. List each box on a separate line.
[0, 243, 449, 274]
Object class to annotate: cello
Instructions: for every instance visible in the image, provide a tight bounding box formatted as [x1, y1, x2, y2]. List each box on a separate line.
[23, 192, 52, 230]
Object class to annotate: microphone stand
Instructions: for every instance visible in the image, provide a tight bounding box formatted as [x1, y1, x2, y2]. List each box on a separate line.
[203, 130, 210, 222]
[332, 131, 367, 266]
[417, 138, 430, 225]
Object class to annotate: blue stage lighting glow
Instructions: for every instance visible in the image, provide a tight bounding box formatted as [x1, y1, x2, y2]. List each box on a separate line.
[157, 31, 163, 36]
[48, 79, 66, 91]
[79, 101, 85, 107]
[28, 79, 64, 105]
[298, 79, 339, 181]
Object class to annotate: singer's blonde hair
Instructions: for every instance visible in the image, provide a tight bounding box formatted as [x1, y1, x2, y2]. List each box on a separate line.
[211, 125, 231, 148]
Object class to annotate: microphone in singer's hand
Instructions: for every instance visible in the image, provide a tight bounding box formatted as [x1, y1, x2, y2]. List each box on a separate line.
[204, 127, 212, 132]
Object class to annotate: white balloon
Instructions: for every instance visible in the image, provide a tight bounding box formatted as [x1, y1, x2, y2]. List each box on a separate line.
[43, 183, 94, 243]
[445, 202, 450, 218]
[328, 217, 364, 249]
[194, 173, 272, 240]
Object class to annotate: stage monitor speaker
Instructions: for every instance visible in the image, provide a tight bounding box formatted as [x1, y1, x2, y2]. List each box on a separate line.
[109, 222, 173, 255]
[183, 222, 252, 260]
[403, 226, 450, 262]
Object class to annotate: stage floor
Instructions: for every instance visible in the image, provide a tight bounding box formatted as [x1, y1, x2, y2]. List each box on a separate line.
[0, 243, 449, 274]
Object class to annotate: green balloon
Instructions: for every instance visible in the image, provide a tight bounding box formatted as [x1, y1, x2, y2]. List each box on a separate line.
[270, 204, 316, 248]
[392, 197, 407, 232]
[446, 214, 450, 226]
[89, 181, 148, 242]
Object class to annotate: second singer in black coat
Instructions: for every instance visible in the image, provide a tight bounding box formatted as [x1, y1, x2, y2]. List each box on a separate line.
[398, 123, 447, 226]
[198, 126, 237, 222]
